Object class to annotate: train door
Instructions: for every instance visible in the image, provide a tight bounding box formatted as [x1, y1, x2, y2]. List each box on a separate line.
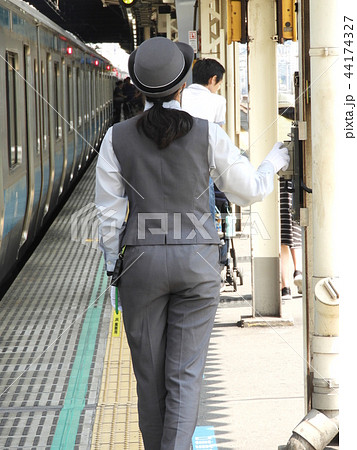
[46, 55, 64, 208]
[41, 52, 59, 218]
[90, 70, 98, 154]
[78, 66, 85, 168]
[98, 71, 103, 138]
[79, 65, 89, 171]
[31, 53, 48, 232]
[106, 75, 111, 127]
[33, 35, 53, 229]
[87, 68, 94, 164]
[102, 72, 108, 128]
[101, 72, 106, 135]
[1, 48, 27, 271]
[19, 44, 39, 252]
[60, 61, 74, 190]
[107, 75, 112, 126]
[53, 56, 67, 199]
[98, 71, 103, 140]
[107, 75, 113, 128]
[72, 66, 83, 176]
[82, 67, 90, 167]
[25, 50, 43, 240]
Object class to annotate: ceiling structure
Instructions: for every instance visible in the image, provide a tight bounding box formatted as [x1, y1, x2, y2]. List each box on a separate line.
[27, 0, 176, 52]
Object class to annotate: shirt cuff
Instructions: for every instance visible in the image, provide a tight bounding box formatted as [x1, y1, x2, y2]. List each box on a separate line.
[106, 260, 116, 273]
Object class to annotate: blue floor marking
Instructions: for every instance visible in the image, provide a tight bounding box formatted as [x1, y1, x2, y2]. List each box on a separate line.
[192, 426, 218, 449]
[51, 257, 107, 449]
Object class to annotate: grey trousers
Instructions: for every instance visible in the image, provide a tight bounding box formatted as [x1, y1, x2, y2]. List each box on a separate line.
[119, 244, 220, 450]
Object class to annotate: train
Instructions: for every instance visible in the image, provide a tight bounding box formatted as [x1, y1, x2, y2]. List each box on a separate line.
[0, 0, 116, 292]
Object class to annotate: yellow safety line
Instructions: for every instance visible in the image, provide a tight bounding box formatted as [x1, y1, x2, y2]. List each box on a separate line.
[91, 311, 144, 449]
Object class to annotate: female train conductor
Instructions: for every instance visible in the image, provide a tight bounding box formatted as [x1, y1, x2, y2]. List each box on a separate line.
[96, 37, 289, 450]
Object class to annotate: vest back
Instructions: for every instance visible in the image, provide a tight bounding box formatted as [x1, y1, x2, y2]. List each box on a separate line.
[111, 115, 219, 246]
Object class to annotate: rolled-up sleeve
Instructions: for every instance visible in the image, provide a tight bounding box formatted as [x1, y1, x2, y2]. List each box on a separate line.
[208, 123, 275, 206]
[95, 127, 128, 272]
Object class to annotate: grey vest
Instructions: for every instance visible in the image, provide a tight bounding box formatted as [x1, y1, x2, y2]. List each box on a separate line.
[112, 115, 219, 246]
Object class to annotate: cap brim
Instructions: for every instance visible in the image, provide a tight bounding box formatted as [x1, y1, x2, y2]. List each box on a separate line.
[128, 41, 194, 98]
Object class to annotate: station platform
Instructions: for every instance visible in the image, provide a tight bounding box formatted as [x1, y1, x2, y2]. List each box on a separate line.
[0, 158, 337, 449]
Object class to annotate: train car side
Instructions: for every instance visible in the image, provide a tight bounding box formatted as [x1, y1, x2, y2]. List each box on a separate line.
[0, 0, 115, 290]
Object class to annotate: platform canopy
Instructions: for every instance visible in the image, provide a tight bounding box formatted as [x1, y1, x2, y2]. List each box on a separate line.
[27, 0, 176, 52]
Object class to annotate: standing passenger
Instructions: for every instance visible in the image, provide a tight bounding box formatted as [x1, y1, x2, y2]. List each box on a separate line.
[113, 80, 125, 123]
[122, 76, 144, 119]
[182, 58, 226, 243]
[181, 58, 226, 126]
[280, 179, 303, 299]
[96, 37, 289, 450]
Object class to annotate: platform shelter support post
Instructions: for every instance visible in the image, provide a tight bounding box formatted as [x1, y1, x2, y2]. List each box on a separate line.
[233, 42, 241, 145]
[283, 0, 343, 443]
[166, 12, 178, 42]
[177, 0, 239, 142]
[199, 0, 226, 100]
[247, 0, 281, 317]
[294, 0, 313, 414]
[226, 41, 236, 142]
[307, 0, 341, 425]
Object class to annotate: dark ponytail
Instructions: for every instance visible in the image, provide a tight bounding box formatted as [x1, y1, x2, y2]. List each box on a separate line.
[136, 91, 193, 149]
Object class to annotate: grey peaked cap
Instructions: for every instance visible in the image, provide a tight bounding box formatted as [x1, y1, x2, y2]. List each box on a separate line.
[128, 37, 194, 98]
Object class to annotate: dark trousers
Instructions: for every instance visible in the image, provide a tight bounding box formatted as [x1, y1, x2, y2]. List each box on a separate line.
[119, 244, 220, 450]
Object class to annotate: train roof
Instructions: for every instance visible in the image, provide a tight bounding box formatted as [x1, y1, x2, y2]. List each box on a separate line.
[1, 0, 110, 62]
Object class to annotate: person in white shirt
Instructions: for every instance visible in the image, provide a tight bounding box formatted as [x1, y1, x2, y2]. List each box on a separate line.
[182, 58, 227, 221]
[96, 37, 289, 450]
[182, 58, 226, 125]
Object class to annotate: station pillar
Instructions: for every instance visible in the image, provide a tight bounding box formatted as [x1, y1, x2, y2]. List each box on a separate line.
[283, 0, 347, 445]
[247, 0, 281, 317]
[308, 0, 340, 421]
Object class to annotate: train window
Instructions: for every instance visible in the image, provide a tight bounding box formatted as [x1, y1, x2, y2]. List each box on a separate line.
[54, 62, 62, 139]
[0, 6, 10, 28]
[5, 51, 21, 167]
[33, 59, 40, 154]
[67, 66, 73, 132]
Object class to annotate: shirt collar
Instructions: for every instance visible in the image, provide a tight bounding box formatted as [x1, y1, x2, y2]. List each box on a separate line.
[144, 99, 181, 111]
[187, 83, 210, 93]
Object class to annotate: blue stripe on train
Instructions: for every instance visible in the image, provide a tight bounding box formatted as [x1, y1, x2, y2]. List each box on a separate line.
[3, 177, 27, 237]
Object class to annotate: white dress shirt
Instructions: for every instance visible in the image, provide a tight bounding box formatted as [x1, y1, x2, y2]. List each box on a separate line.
[181, 84, 226, 125]
[96, 100, 275, 271]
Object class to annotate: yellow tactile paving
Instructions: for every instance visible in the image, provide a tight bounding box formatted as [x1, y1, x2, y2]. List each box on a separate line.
[91, 311, 144, 449]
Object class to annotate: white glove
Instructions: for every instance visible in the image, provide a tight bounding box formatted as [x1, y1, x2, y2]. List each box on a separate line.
[264, 142, 290, 173]
[110, 286, 122, 312]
